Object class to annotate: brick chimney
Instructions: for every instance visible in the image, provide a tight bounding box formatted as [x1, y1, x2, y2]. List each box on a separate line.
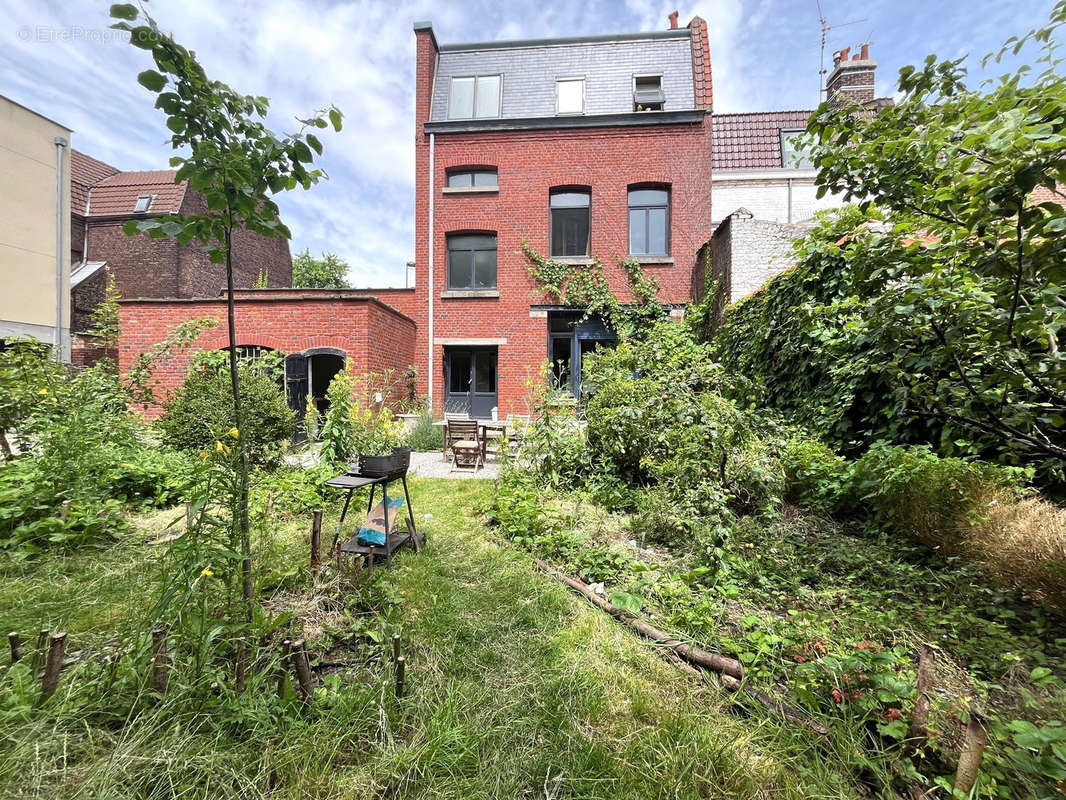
[826, 42, 876, 108]
[668, 10, 679, 29]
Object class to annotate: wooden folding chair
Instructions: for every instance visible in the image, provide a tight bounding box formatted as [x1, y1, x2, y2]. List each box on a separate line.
[448, 419, 483, 472]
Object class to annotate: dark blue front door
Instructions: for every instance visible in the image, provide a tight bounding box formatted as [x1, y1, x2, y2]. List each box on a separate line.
[445, 347, 497, 418]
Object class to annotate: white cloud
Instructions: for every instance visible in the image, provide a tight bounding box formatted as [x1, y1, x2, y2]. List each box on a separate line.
[2, 0, 1059, 286]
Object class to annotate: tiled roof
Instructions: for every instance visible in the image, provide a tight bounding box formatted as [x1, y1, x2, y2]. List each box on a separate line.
[86, 169, 188, 217]
[71, 149, 119, 214]
[712, 110, 813, 170]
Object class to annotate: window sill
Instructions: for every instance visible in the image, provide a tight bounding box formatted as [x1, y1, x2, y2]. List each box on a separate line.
[441, 290, 499, 299]
[626, 255, 674, 265]
[441, 186, 499, 195]
[551, 256, 595, 266]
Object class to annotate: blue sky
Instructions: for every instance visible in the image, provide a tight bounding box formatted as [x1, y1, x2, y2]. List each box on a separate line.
[0, 0, 1056, 287]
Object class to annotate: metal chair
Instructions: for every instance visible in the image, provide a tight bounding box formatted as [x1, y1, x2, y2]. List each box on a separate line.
[448, 419, 483, 472]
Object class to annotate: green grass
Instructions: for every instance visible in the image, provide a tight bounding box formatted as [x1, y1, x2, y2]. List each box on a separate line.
[0, 477, 852, 799]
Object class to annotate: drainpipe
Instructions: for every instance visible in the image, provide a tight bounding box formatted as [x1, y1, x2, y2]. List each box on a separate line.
[427, 132, 436, 409]
[786, 177, 793, 225]
[53, 136, 67, 361]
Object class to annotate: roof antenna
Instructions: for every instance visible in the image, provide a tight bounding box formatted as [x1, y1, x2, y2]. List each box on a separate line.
[816, 0, 867, 104]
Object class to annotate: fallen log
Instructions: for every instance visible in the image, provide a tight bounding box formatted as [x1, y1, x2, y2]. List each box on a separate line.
[533, 559, 743, 680]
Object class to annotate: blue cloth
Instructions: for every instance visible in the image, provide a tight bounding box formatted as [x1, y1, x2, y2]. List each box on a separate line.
[356, 497, 405, 547]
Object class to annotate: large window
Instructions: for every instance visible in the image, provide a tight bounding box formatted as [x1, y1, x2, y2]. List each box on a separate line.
[550, 189, 591, 257]
[447, 234, 497, 289]
[628, 187, 669, 256]
[556, 78, 585, 114]
[447, 168, 498, 188]
[548, 312, 616, 396]
[448, 75, 501, 119]
[780, 129, 813, 168]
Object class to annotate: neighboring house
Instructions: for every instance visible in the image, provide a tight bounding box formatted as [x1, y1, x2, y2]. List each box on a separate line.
[0, 95, 72, 360]
[69, 150, 294, 364]
[704, 44, 893, 306]
[407, 14, 714, 417]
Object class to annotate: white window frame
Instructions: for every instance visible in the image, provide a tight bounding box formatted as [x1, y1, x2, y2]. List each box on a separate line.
[555, 76, 586, 116]
[134, 194, 155, 213]
[448, 74, 502, 120]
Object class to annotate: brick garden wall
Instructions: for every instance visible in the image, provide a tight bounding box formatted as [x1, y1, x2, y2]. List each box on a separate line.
[118, 292, 416, 418]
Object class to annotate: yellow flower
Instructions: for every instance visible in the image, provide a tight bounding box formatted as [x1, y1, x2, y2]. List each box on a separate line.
[227, 427, 239, 439]
[200, 449, 208, 463]
[215, 441, 224, 453]
[201, 568, 214, 577]
[38, 388, 48, 395]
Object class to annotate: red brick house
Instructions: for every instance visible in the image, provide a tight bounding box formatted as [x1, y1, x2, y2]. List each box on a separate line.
[407, 15, 713, 417]
[116, 13, 714, 419]
[70, 149, 293, 363]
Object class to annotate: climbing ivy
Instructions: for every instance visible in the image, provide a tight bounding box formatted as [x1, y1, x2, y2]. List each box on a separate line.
[522, 242, 668, 338]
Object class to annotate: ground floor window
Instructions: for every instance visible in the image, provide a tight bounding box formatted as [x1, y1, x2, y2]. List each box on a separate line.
[444, 346, 497, 418]
[547, 311, 616, 396]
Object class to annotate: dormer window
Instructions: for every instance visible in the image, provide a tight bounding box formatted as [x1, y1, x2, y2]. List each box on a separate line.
[556, 78, 585, 115]
[633, 75, 664, 111]
[134, 194, 154, 213]
[448, 75, 501, 120]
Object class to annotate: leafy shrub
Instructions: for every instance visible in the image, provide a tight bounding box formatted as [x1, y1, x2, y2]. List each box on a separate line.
[781, 437, 855, 515]
[403, 411, 443, 452]
[157, 361, 296, 468]
[109, 447, 192, 508]
[582, 322, 782, 528]
[852, 443, 1025, 550]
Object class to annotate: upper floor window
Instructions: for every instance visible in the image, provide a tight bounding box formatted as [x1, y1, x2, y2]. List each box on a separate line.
[628, 187, 669, 256]
[780, 129, 813, 168]
[556, 78, 585, 115]
[550, 189, 591, 257]
[447, 169, 498, 188]
[448, 75, 501, 120]
[447, 233, 497, 289]
[633, 75, 664, 111]
[134, 194, 154, 213]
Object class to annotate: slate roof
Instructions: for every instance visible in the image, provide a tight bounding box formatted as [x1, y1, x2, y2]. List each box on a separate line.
[430, 32, 696, 122]
[712, 110, 813, 170]
[86, 169, 188, 217]
[71, 149, 119, 214]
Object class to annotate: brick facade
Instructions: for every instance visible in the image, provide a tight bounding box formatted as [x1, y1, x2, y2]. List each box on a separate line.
[117, 291, 416, 418]
[410, 19, 713, 417]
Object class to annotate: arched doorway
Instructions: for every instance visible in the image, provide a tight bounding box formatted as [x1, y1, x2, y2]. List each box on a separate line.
[284, 347, 346, 415]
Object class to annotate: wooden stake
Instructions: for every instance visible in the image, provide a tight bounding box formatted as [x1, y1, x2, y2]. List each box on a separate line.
[278, 639, 292, 699]
[954, 712, 988, 796]
[236, 641, 248, 693]
[391, 633, 401, 667]
[311, 509, 322, 578]
[910, 644, 935, 742]
[395, 655, 405, 699]
[151, 627, 169, 693]
[8, 632, 21, 664]
[40, 632, 67, 698]
[32, 629, 49, 674]
[292, 639, 313, 701]
[267, 492, 275, 522]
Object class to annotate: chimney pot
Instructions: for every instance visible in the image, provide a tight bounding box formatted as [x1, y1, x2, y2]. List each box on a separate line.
[668, 10, 679, 29]
[838, 46, 850, 63]
[860, 43, 870, 60]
